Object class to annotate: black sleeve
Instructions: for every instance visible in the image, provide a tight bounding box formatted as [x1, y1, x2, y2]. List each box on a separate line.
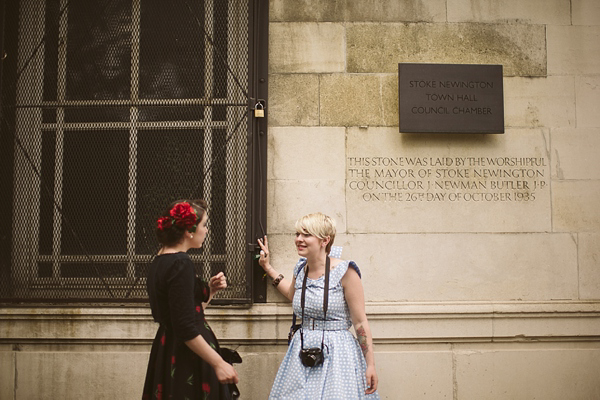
[166, 258, 202, 342]
[195, 277, 211, 304]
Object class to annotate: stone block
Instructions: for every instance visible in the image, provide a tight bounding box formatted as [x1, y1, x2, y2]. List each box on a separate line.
[268, 74, 320, 126]
[267, 179, 347, 234]
[268, 127, 346, 180]
[576, 76, 600, 128]
[367, 302, 600, 342]
[493, 313, 600, 338]
[375, 351, 454, 399]
[346, 127, 552, 233]
[580, 233, 600, 300]
[206, 304, 289, 342]
[350, 233, 578, 302]
[16, 352, 148, 400]
[573, 0, 600, 26]
[447, 0, 571, 25]
[548, 26, 600, 75]
[235, 352, 284, 399]
[320, 74, 392, 127]
[270, 0, 446, 23]
[455, 349, 600, 400]
[0, 352, 14, 400]
[504, 76, 576, 128]
[344, 0, 446, 23]
[269, 0, 342, 22]
[552, 128, 600, 180]
[264, 233, 304, 273]
[269, 23, 345, 73]
[552, 180, 600, 232]
[346, 23, 546, 76]
[381, 73, 401, 127]
[258, 233, 303, 303]
[1, 307, 156, 341]
[491, 302, 600, 338]
[374, 309, 494, 341]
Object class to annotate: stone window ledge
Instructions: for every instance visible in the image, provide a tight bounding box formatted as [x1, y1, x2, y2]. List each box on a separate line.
[1, 301, 599, 344]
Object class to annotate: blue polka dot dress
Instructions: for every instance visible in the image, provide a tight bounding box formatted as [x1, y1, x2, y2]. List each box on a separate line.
[269, 258, 380, 399]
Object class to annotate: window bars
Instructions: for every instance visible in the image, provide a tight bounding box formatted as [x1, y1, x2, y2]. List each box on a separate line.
[0, 0, 268, 304]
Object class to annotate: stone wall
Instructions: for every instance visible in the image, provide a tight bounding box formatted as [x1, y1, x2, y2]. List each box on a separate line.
[264, 0, 600, 398]
[1, 0, 600, 399]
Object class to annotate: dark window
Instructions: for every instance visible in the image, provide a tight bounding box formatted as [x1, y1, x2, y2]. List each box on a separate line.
[0, 0, 268, 304]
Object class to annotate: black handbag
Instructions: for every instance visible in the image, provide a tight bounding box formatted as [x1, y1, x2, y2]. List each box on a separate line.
[220, 347, 242, 364]
[220, 347, 242, 399]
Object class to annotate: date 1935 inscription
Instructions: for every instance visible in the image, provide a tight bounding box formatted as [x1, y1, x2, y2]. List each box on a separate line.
[347, 156, 548, 202]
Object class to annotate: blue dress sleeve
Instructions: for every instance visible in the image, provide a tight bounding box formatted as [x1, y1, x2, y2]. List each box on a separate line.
[347, 260, 361, 279]
[327, 260, 362, 288]
[293, 258, 307, 279]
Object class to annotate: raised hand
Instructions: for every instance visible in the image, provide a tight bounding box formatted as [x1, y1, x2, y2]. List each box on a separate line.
[257, 235, 270, 270]
[209, 272, 227, 296]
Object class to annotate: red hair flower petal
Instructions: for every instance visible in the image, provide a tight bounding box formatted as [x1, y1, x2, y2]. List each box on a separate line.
[170, 202, 198, 231]
[157, 216, 173, 231]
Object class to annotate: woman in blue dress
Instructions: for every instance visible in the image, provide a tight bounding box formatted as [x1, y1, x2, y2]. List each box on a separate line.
[258, 212, 379, 399]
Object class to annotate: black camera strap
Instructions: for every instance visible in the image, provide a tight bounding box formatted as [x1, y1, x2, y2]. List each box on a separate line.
[300, 256, 330, 352]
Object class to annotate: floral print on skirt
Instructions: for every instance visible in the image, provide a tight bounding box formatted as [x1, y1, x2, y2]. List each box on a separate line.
[143, 277, 231, 400]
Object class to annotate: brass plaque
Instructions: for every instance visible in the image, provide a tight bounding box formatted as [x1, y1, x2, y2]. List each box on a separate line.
[399, 63, 504, 133]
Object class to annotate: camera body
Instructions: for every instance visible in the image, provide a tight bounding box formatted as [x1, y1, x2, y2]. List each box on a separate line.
[300, 347, 323, 367]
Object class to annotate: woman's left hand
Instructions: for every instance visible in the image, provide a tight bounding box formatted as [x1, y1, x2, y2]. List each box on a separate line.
[365, 365, 378, 394]
[209, 272, 227, 295]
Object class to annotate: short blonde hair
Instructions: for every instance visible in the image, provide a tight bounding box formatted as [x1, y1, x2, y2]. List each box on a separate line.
[295, 212, 336, 254]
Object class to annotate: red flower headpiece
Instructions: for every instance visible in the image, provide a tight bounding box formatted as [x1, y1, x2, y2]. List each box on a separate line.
[157, 202, 198, 232]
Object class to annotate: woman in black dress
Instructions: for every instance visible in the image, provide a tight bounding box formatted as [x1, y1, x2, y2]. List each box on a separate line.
[142, 199, 238, 400]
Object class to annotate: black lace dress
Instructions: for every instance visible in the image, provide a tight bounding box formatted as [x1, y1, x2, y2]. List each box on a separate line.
[142, 252, 229, 400]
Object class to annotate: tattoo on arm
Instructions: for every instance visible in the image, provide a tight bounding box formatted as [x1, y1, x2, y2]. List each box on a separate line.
[356, 326, 368, 356]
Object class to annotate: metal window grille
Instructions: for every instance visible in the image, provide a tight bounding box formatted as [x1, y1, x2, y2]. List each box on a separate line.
[0, 0, 268, 304]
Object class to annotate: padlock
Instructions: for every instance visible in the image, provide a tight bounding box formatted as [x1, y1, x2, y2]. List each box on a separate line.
[254, 103, 264, 118]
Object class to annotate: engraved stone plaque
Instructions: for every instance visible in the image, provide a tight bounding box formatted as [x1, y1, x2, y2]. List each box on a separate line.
[399, 63, 504, 133]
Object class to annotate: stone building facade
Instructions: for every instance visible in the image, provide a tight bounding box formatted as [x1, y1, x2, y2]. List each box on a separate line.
[2, 0, 600, 399]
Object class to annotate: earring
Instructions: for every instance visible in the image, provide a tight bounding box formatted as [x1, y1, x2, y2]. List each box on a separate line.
[190, 234, 194, 239]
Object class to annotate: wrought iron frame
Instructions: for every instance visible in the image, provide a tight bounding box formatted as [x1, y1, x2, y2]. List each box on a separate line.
[0, 0, 269, 305]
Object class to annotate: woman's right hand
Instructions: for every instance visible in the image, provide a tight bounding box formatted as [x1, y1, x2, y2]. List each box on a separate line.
[185, 336, 239, 384]
[214, 360, 239, 384]
[257, 235, 270, 271]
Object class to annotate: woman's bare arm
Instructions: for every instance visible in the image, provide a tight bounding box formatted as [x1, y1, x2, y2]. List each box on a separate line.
[184, 335, 238, 384]
[343, 267, 378, 394]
